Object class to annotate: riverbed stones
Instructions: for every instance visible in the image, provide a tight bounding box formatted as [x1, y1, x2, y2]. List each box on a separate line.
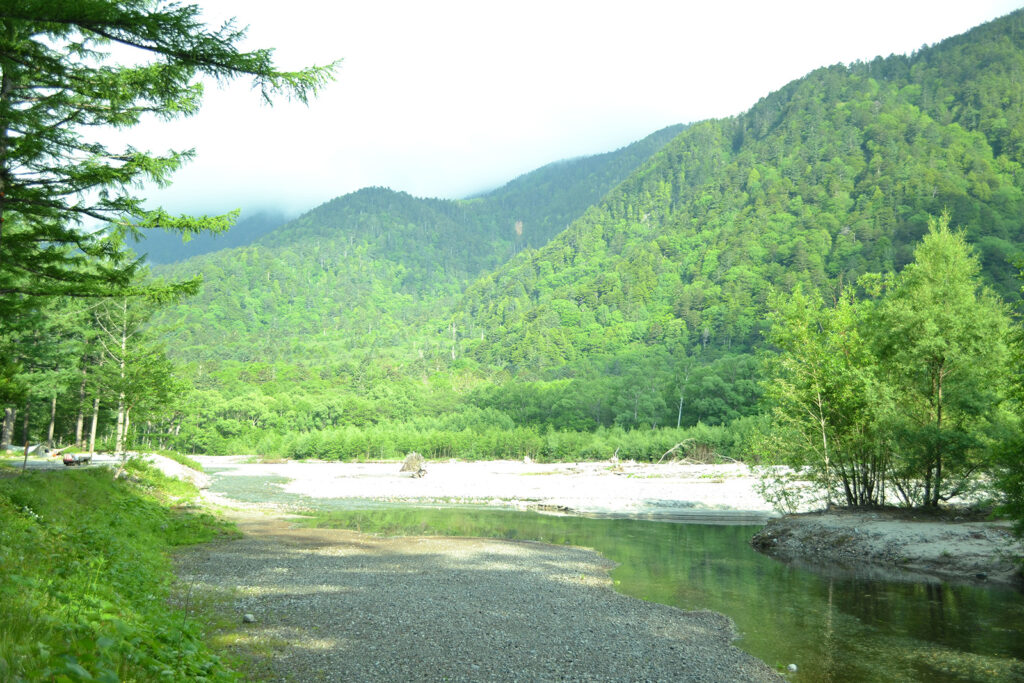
[177, 514, 781, 682]
[751, 510, 1022, 587]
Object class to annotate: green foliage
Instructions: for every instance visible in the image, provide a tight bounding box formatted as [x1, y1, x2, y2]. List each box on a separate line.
[760, 215, 1017, 509]
[0, 0, 336, 301]
[223, 421, 744, 465]
[994, 260, 1024, 540]
[0, 467, 238, 681]
[871, 215, 1014, 506]
[0, 0, 336, 457]
[759, 283, 888, 507]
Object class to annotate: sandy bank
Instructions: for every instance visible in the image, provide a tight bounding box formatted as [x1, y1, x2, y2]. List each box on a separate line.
[751, 509, 1024, 587]
[195, 457, 776, 522]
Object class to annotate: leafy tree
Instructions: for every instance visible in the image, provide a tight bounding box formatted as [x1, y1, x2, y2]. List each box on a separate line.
[759, 284, 888, 508]
[92, 284, 184, 456]
[871, 215, 1014, 507]
[0, 0, 337, 300]
[993, 261, 1024, 538]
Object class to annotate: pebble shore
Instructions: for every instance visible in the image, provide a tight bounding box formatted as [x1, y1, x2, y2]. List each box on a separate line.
[177, 513, 781, 681]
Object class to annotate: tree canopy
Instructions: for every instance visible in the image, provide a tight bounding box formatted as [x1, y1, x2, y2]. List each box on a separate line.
[0, 0, 338, 300]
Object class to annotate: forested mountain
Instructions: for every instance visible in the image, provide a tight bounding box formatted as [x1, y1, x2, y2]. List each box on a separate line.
[152, 9, 1024, 455]
[154, 125, 685, 363]
[456, 8, 1024, 378]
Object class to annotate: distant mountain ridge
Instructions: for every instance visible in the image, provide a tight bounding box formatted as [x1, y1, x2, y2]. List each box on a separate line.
[132, 210, 289, 264]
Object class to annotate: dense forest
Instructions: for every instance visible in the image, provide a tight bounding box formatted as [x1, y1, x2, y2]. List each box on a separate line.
[4, 10, 1024, 492]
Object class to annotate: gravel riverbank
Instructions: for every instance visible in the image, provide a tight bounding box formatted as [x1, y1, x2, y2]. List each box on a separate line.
[751, 509, 1023, 587]
[177, 510, 781, 681]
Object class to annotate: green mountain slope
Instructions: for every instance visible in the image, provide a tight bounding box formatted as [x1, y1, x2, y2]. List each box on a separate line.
[455, 10, 1024, 381]
[154, 125, 684, 364]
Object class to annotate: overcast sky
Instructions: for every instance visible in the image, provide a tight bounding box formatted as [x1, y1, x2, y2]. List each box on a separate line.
[125, 0, 1023, 217]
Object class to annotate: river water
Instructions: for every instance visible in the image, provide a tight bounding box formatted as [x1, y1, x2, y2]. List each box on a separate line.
[210, 473, 1024, 682]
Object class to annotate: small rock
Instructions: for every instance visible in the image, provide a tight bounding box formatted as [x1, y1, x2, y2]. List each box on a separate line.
[243, 613, 256, 623]
[787, 663, 798, 672]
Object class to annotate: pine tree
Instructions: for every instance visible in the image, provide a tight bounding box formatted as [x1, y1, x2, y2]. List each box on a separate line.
[0, 0, 337, 300]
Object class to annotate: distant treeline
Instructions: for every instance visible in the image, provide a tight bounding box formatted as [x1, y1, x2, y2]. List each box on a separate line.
[208, 421, 759, 464]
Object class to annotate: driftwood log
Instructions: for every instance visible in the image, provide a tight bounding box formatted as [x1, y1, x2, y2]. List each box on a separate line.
[400, 451, 426, 478]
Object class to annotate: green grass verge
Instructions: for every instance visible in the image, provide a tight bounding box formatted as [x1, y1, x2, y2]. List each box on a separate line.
[0, 459, 239, 681]
[147, 449, 205, 473]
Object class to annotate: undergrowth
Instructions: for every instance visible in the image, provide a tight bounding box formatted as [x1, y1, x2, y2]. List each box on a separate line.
[0, 459, 238, 681]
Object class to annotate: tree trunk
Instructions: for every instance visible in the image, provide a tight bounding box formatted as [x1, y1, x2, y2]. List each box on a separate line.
[47, 394, 57, 446]
[21, 398, 29, 446]
[114, 297, 128, 455]
[115, 392, 126, 455]
[88, 397, 99, 455]
[75, 368, 87, 447]
[1, 406, 13, 447]
[932, 369, 945, 507]
[816, 390, 832, 508]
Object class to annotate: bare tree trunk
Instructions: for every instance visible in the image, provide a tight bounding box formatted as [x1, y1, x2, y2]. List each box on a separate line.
[75, 368, 87, 447]
[47, 394, 57, 446]
[21, 398, 29, 446]
[932, 370, 945, 507]
[88, 397, 99, 455]
[2, 406, 13, 447]
[115, 392, 126, 455]
[114, 297, 128, 455]
[816, 390, 832, 509]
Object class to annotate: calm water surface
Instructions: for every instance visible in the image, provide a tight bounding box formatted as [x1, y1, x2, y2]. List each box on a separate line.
[211, 473, 1024, 682]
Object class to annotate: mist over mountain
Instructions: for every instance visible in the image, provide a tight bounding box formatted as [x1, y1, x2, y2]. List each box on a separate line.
[132, 210, 290, 264]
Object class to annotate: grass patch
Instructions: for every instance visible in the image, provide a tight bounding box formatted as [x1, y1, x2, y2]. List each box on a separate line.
[151, 449, 205, 472]
[0, 463, 240, 681]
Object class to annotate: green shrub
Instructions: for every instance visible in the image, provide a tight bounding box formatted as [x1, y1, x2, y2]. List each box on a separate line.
[0, 468, 239, 681]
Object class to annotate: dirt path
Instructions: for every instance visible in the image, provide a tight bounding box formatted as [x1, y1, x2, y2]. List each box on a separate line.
[176, 509, 781, 681]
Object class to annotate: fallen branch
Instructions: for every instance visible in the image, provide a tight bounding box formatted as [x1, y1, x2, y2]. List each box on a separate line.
[657, 439, 693, 464]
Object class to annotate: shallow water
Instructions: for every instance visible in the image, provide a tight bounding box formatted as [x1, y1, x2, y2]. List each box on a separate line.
[210, 472, 1024, 682]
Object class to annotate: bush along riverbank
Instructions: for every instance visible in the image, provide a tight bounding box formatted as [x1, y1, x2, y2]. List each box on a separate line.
[0, 459, 239, 681]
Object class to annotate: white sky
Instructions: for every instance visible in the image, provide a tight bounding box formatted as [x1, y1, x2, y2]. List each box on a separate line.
[126, 0, 1024, 216]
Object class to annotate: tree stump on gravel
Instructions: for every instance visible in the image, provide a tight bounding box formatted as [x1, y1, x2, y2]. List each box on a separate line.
[400, 452, 426, 478]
